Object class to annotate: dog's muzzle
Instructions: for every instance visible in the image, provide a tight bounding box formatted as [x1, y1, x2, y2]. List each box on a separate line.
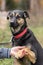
[10, 17, 19, 28]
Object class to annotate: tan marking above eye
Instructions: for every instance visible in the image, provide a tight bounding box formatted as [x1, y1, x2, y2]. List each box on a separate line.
[12, 12, 16, 16]
[16, 13, 20, 17]
[16, 13, 19, 16]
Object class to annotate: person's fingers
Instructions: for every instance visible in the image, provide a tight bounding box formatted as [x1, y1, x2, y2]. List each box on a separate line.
[12, 46, 26, 51]
[11, 46, 26, 56]
[19, 50, 26, 58]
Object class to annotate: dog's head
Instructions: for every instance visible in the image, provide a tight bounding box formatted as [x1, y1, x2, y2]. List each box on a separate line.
[7, 10, 30, 35]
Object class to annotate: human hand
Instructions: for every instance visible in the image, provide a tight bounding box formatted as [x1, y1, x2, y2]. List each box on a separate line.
[16, 49, 27, 58]
[10, 46, 25, 57]
[12, 47, 28, 59]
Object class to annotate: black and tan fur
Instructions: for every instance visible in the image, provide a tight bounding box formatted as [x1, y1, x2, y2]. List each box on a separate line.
[7, 10, 43, 65]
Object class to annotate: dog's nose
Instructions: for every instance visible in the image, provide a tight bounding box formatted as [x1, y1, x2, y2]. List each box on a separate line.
[10, 17, 19, 28]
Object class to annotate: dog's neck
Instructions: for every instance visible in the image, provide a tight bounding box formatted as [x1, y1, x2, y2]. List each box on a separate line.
[14, 28, 27, 39]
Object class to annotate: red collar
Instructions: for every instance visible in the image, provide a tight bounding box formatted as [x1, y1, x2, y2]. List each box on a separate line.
[14, 28, 27, 39]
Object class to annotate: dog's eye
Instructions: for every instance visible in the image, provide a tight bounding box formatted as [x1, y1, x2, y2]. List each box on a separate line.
[16, 15, 20, 19]
[17, 18, 21, 20]
[10, 14, 13, 18]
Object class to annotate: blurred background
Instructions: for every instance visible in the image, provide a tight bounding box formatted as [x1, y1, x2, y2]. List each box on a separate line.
[0, 0, 43, 65]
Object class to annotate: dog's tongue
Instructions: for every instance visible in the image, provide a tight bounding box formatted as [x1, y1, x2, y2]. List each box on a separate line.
[14, 28, 27, 39]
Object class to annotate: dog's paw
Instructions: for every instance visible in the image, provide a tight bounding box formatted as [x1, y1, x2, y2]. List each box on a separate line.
[14, 47, 36, 64]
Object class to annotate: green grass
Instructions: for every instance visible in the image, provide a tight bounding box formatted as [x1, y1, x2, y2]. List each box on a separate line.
[0, 27, 12, 43]
[0, 58, 14, 65]
[0, 26, 43, 65]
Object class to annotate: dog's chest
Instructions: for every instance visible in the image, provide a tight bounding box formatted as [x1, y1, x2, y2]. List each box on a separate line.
[13, 38, 27, 46]
[12, 30, 32, 46]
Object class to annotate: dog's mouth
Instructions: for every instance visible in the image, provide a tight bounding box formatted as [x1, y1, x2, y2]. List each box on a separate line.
[11, 23, 24, 34]
[10, 18, 25, 34]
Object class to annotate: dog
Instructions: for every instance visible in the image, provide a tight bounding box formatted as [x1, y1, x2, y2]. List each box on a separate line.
[7, 10, 43, 65]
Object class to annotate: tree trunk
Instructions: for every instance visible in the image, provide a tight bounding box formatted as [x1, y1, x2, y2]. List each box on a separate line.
[30, 0, 39, 14]
[1, 0, 6, 11]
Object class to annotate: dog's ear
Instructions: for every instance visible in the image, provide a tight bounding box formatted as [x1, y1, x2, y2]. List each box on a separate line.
[24, 11, 30, 19]
[7, 11, 11, 20]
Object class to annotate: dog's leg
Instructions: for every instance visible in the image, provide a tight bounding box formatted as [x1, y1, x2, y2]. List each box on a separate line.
[14, 57, 31, 65]
[21, 57, 31, 65]
[14, 57, 22, 65]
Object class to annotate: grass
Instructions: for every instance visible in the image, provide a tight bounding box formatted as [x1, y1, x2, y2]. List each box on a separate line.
[0, 26, 43, 65]
[0, 58, 14, 65]
[0, 27, 12, 43]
